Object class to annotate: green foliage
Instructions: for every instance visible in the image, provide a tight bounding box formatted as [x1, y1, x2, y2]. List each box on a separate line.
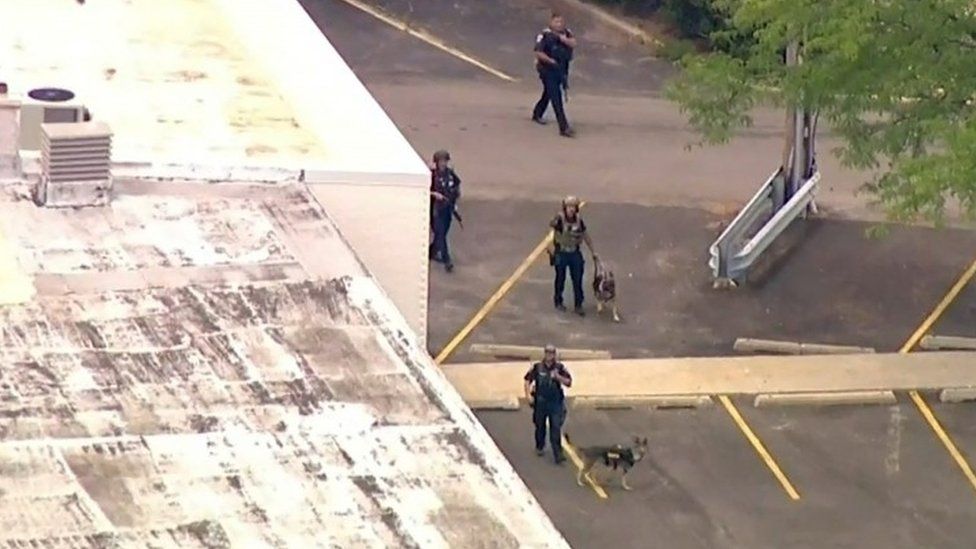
[661, 0, 725, 39]
[659, 0, 756, 57]
[665, 0, 976, 225]
[657, 37, 699, 61]
[591, 0, 755, 56]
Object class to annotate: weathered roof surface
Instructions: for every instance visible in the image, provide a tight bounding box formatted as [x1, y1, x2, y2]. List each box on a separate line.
[1, 0, 428, 180]
[0, 181, 567, 548]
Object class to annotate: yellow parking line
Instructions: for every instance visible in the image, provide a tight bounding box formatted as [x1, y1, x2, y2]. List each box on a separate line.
[335, 0, 518, 82]
[434, 233, 549, 364]
[901, 258, 976, 494]
[434, 202, 586, 365]
[718, 395, 802, 501]
[898, 258, 976, 353]
[562, 435, 609, 500]
[908, 391, 976, 491]
[430, 199, 800, 501]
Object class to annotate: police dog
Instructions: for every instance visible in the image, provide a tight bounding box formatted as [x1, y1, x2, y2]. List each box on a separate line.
[567, 435, 649, 491]
[592, 259, 620, 322]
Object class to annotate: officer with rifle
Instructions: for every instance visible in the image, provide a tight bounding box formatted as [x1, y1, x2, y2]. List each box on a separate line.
[531, 11, 576, 138]
[429, 149, 462, 273]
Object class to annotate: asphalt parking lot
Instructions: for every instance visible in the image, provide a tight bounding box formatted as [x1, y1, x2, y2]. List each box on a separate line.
[304, 0, 673, 93]
[427, 199, 976, 361]
[926, 268, 976, 339]
[305, 0, 878, 219]
[305, 1, 976, 547]
[478, 401, 976, 549]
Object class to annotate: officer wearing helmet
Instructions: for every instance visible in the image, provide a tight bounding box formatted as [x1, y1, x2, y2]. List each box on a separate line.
[548, 195, 597, 315]
[429, 149, 462, 272]
[524, 344, 573, 464]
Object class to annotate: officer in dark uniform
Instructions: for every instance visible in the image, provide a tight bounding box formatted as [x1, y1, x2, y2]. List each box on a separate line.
[548, 195, 597, 316]
[524, 344, 573, 464]
[428, 149, 462, 272]
[531, 12, 576, 138]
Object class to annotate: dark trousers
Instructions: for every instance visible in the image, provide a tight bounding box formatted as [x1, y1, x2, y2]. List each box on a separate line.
[429, 207, 453, 264]
[533, 401, 566, 458]
[532, 70, 569, 132]
[554, 250, 585, 308]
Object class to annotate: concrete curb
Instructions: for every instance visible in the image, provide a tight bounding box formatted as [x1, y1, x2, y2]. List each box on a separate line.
[557, 0, 664, 48]
[753, 390, 896, 408]
[734, 338, 876, 355]
[572, 395, 713, 410]
[920, 335, 976, 351]
[468, 397, 521, 411]
[469, 343, 612, 361]
[939, 387, 976, 403]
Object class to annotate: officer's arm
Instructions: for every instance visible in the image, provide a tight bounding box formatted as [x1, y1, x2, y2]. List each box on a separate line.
[582, 223, 597, 258]
[583, 233, 596, 255]
[554, 366, 573, 388]
[534, 35, 557, 65]
[523, 368, 535, 401]
[535, 50, 556, 65]
[560, 29, 577, 49]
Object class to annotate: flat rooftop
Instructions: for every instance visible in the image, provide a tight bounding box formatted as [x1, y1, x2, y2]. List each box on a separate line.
[1, 0, 428, 179]
[0, 180, 565, 547]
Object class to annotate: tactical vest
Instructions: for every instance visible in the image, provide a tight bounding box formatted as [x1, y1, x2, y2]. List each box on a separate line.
[552, 214, 585, 252]
[431, 169, 460, 210]
[530, 362, 567, 404]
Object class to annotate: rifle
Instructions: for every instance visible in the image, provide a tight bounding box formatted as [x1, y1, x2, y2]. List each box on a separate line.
[452, 207, 464, 230]
[562, 68, 570, 103]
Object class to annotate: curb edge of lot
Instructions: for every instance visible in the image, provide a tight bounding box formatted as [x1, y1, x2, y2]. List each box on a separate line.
[469, 397, 521, 411]
[753, 390, 897, 408]
[572, 395, 714, 409]
[556, 0, 665, 48]
[939, 387, 976, 403]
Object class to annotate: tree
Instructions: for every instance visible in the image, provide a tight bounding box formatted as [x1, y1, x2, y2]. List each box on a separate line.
[665, 0, 976, 225]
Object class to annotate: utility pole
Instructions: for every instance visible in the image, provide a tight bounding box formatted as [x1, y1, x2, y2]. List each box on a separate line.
[778, 39, 817, 212]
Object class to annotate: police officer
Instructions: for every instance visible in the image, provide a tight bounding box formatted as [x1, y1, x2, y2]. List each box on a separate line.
[531, 12, 576, 138]
[548, 195, 597, 316]
[524, 344, 573, 464]
[428, 149, 462, 273]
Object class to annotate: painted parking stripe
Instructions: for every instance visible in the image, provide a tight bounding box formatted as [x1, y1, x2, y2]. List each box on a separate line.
[562, 434, 609, 500]
[719, 395, 801, 500]
[334, 0, 518, 82]
[901, 258, 976, 494]
[434, 202, 586, 365]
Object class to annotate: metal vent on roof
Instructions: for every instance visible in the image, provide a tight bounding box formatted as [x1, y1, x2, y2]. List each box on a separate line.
[36, 121, 113, 208]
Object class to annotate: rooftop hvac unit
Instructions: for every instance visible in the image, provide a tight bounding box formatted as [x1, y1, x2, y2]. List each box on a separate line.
[35, 121, 113, 208]
[19, 88, 88, 151]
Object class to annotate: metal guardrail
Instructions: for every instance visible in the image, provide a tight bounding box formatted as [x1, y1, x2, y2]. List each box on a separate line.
[709, 168, 820, 285]
[708, 167, 782, 280]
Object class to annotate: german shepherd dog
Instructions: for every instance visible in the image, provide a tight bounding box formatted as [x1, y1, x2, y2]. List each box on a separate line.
[566, 435, 649, 491]
[592, 258, 621, 322]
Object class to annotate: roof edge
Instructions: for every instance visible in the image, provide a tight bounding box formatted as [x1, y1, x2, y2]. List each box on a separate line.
[214, 0, 429, 178]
